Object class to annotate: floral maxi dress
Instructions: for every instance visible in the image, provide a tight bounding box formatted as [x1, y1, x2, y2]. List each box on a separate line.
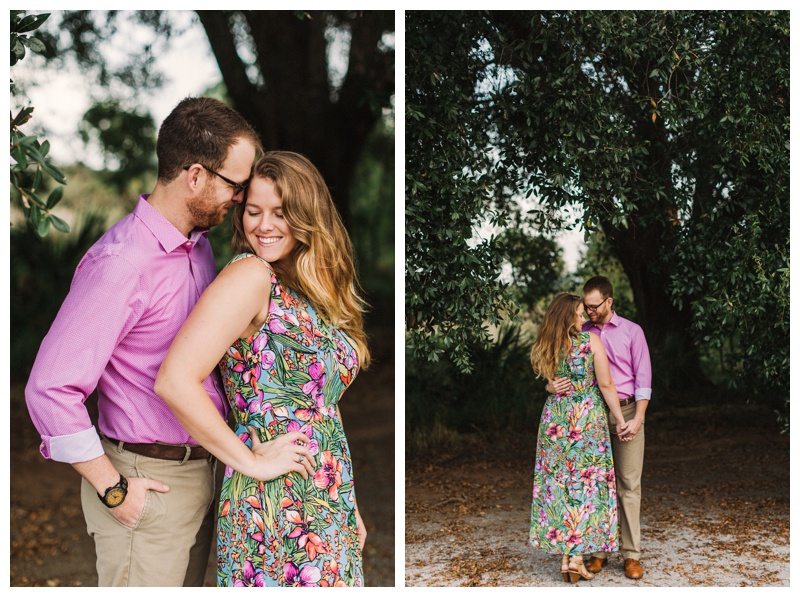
[217, 253, 363, 586]
[529, 332, 619, 555]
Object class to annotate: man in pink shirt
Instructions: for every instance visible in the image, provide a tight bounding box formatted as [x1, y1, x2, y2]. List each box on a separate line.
[549, 275, 651, 580]
[24, 97, 300, 586]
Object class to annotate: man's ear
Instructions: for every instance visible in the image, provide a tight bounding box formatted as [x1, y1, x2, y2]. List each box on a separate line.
[183, 164, 204, 192]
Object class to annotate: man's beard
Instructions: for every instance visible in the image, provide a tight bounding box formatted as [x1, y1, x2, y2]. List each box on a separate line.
[188, 187, 230, 230]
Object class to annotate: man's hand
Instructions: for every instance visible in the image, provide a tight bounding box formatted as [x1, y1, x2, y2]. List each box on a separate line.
[615, 420, 631, 441]
[618, 417, 642, 441]
[110, 477, 170, 527]
[354, 508, 367, 550]
[546, 377, 571, 395]
[248, 429, 316, 481]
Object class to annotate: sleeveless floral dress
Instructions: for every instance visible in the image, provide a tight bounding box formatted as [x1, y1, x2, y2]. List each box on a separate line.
[216, 253, 363, 586]
[529, 332, 619, 555]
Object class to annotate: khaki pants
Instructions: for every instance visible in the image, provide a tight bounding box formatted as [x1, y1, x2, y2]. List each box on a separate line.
[596, 402, 644, 560]
[81, 438, 216, 586]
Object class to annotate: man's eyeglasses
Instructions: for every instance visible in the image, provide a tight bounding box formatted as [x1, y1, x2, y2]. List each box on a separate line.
[183, 164, 249, 194]
[584, 297, 609, 312]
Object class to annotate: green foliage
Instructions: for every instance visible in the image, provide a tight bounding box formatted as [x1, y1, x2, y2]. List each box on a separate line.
[10, 11, 69, 237]
[406, 12, 520, 373]
[349, 116, 395, 305]
[497, 227, 563, 312]
[79, 101, 157, 193]
[406, 10, 789, 421]
[10, 212, 107, 380]
[10, 11, 50, 65]
[406, 323, 544, 455]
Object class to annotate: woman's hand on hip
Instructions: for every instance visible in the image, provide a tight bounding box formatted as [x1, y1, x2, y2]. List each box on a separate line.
[247, 429, 316, 480]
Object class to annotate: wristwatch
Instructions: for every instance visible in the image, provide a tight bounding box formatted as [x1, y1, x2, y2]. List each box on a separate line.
[98, 475, 128, 508]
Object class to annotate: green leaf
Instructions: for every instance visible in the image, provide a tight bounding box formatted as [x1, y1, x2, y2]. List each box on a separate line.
[12, 39, 26, 61]
[11, 144, 28, 169]
[50, 214, 71, 233]
[16, 13, 50, 34]
[11, 107, 34, 127]
[17, 135, 40, 148]
[46, 186, 64, 209]
[29, 191, 47, 208]
[36, 214, 51, 238]
[20, 36, 46, 54]
[40, 161, 67, 185]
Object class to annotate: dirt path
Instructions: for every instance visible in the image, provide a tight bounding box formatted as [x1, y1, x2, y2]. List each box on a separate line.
[9, 324, 394, 587]
[405, 398, 789, 587]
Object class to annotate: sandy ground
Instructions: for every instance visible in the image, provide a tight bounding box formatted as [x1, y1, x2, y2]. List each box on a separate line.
[9, 323, 395, 587]
[405, 399, 789, 587]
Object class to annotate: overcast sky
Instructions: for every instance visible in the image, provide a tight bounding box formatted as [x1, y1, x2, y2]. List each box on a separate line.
[11, 11, 220, 169]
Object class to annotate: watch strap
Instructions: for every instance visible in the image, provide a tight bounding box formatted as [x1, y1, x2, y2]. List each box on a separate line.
[97, 474, 128, 507]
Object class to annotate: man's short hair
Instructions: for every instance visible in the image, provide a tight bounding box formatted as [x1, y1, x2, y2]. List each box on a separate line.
[156, 96, 262, 182]
[583, 275, 614, 299]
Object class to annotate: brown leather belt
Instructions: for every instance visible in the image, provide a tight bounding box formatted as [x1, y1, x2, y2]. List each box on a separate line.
[105, 437, 211, 462]
[619, 397, 636, 407]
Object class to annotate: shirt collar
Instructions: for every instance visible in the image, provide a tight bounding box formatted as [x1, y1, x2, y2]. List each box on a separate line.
[134, 195, 208, 253]
[584, 311, 621, 331]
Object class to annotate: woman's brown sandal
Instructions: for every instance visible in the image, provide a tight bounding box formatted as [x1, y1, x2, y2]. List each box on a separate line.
[560, 555, 570, 582]
[568, 556, 595, 583]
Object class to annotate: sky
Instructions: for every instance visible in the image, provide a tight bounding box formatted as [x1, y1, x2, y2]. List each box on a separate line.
[10, 11, 221, 169]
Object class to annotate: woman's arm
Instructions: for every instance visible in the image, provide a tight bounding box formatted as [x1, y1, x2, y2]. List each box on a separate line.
[336, 405, 366, 550]
[155, 257, 315, 480]
[589, 332, 627, 432]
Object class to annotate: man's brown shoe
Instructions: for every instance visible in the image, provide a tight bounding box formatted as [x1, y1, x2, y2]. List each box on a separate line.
[624, 559, 643, 579]
[585, 557, 607, 574]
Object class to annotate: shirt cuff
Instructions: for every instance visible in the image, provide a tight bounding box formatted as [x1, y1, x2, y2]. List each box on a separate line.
[634, 388, 652, 401]
[42, 427, 105, 463]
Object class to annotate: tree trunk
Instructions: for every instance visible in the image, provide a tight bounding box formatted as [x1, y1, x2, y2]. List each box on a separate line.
[600, 214, 706, 389]
[195, 10, 394, 227]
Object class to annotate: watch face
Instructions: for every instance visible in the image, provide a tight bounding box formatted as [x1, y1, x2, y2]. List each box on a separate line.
[106, 488, 126, 507]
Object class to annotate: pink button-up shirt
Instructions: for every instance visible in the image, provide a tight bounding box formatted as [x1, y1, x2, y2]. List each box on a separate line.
[25, 196, 228, 463]
[583, 312, 652, 402]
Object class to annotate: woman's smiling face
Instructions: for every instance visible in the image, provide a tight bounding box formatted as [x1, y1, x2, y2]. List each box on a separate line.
[242, 177, 299, 265]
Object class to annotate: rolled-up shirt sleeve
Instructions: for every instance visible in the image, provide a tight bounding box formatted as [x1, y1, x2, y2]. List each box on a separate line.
[25, 250, 144, 462]
[631, 325, 652, 401]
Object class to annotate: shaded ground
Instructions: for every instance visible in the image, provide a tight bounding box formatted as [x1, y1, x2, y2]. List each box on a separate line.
[9, 323, 394, 587]
[405, 396, 789, 587]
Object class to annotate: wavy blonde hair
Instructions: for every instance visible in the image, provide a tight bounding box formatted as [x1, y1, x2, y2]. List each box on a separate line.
[529, 293, 583, 379]
[232, 151, 370, 368]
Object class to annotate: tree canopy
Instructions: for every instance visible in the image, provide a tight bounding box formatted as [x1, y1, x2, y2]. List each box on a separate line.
[24, 10, 394, 225]
[406, 10, 788, 414]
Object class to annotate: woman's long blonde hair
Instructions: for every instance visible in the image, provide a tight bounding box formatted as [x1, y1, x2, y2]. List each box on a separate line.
[232, 151, 370, 368]
[529, 293, 583, 379]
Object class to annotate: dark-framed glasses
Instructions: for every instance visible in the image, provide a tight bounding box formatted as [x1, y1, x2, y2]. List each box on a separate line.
[584, 297, 609, 312]
[183, 164, 249, 194]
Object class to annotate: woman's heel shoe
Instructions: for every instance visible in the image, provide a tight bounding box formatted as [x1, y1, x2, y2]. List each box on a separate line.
[560, 556, 571, 582]
[568, 557, 595, 583]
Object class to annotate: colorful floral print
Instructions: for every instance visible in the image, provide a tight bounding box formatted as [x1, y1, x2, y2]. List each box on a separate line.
[216, 253, 362, 587]
[529, 332, 619, 555]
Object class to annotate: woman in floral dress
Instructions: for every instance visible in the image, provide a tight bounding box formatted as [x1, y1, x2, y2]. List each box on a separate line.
[529, 293, 630, 583]
[157, 151, 369, 586]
